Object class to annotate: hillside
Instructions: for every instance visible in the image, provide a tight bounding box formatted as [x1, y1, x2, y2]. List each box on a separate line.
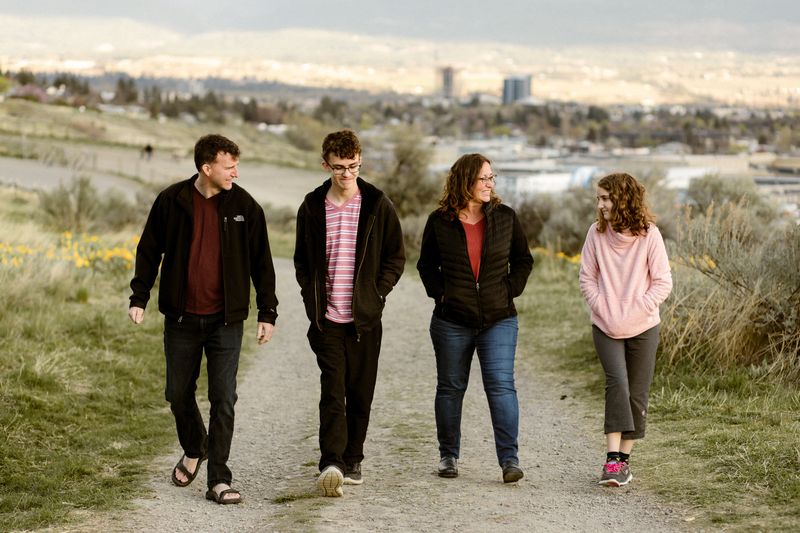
[0, 99, 318, 169]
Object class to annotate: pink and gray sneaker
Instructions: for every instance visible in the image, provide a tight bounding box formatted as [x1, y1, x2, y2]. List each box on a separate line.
[598, 461, 633, 487]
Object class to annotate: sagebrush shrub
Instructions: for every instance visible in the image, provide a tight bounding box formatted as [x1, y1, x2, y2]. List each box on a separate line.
[662, 201, 800, 380]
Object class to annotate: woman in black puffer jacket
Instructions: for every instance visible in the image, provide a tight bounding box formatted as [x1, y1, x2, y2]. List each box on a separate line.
[417, 153, 533, 484]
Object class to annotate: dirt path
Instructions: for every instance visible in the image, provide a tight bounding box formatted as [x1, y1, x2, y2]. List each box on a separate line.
[77, 258, 685, 532]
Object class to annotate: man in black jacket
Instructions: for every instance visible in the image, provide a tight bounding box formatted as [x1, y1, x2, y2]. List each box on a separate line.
[128, 134, 278, 505]
[294, 130, 404, 497]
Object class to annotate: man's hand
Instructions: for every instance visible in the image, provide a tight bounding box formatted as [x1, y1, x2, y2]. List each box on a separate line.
[257, 322, 274, 344]
[128, 306, 145, 324]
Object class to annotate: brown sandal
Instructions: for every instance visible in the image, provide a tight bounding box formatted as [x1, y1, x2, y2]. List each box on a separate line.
[170, 454, 206, 487]
[205, 487, 242, 505]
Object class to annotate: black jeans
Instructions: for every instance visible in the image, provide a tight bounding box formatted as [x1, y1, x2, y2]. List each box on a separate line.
[307, 320, 382, 472]
[164, 312, 243, 488]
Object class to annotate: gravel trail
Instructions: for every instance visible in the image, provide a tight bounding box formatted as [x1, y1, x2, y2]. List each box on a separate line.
[77, 258, 685, 532]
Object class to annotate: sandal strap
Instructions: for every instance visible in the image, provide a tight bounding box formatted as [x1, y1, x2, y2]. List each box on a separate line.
[211, 488, 240, 502]
[174, 455, 202, 477]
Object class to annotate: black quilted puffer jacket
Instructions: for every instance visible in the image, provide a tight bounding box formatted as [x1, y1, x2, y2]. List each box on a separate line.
[416, 203, 533, 329]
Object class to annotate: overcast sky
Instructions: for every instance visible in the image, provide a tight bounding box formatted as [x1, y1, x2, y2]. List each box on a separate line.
[1, 0, 799, 52]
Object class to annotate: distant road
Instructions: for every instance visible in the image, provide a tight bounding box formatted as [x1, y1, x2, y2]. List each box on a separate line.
[0, 148, 324, 209]
[0, 156, 143, 199]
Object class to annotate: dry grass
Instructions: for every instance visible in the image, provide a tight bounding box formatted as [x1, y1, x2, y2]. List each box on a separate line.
[662, 202, 800, 381]
[518, 250, 800, 532]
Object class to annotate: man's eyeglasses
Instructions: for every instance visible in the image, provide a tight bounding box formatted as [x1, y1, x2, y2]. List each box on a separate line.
[327, 162, 362, 176]
[478, 174, 497, 184]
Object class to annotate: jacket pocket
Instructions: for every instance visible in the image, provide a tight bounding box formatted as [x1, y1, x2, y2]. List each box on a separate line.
[357, 281, 383, 322]
[300, 282, 318, 325]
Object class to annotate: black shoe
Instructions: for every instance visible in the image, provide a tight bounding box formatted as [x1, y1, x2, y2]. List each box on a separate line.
[344, 462, 363, 485]
[438, 456, 458, 478]
[502, 461, 524, 483]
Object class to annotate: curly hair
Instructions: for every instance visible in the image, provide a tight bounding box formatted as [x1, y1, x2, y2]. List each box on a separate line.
[596, 172, 655, 235]
[194, 134, 240, 171]
[321, 130, 361, 161]
[437, 153, 501, 220]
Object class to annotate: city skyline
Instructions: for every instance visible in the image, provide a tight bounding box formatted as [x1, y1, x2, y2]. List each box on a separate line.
[1, 3, 799, 107]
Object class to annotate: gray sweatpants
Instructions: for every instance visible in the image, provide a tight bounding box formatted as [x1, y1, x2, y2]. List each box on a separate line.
[592, 324, 660, 439]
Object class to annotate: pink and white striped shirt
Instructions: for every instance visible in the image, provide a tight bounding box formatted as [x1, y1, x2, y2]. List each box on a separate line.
[324, 190, 362, 323]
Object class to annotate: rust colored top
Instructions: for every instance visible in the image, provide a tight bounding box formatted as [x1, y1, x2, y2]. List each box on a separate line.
[185, 187, 224, 315]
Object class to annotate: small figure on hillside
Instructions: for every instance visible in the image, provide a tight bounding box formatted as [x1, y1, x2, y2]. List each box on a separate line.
[142, 143, 153, 161]
[128, 134, 278, 504]
[294, 129, 405, 497]
[417, 153, 533, 483]
[579, 172, 673, 487]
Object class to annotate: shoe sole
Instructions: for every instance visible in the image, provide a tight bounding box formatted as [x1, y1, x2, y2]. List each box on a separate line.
[343, 476, 363, 486]
[598, 473, 633, 487]
[503, 471, 524, 483]
[438, 471, 458, 478]
[317, 468, 344, 497]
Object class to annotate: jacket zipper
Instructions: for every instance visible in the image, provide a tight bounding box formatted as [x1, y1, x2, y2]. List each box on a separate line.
[352, 215, 376, 342]
[477, 211, 490, 328]
[221, 215, 228, 324]
[178, 196, 193, 324]
[314, 268, 321, 331]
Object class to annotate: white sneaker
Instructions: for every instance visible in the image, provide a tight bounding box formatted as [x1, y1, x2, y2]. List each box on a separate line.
[317, 465, 344, 497]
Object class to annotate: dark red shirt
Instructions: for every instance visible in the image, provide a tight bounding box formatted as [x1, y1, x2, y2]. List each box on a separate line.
[184, 187, 224, 314]
[461, 217, 486, 281]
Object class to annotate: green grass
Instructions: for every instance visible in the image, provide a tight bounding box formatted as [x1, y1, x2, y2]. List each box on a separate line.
[0, 257, 176, 531]
[644, 368, 800, 530]
[0, 189, 266, 531]
[516, 251, 800, 531]
[268, 229, 295, 260]
[272, 492, 317, 504]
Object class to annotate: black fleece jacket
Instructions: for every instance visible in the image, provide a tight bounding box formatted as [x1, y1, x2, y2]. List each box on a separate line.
[129, 175, 278, 324]
[294, 177, 405, 333]
[416, 203, 533, 328]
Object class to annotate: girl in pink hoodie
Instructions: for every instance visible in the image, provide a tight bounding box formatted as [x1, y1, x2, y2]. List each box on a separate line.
[579, 173, 672, 487]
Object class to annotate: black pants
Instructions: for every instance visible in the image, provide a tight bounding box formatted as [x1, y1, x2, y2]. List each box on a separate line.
[164, 313, 242, 488]
[307, 320, 382, 471]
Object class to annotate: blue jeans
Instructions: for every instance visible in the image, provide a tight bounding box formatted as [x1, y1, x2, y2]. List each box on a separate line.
[163, 313, 243, 489]
[430, 314, 520, 466]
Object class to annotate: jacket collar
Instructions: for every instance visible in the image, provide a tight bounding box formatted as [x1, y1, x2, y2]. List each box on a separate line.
[308, 177, 381, 221]
[178, 174, 233, 212]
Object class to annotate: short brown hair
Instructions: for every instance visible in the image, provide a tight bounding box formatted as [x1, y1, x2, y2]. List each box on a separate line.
[321, 130, 361, 161]
[596, 172, 654, 235]
[437, 153, 500, 220]
[194, 134, 240, 171]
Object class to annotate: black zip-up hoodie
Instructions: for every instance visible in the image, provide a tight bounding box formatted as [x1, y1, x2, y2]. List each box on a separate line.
[416, 203, 533, 329]
[293, 177, 405, 333]
[129, 175, 278, 324]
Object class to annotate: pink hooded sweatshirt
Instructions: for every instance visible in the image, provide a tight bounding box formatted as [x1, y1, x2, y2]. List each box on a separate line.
[579, 223, 672, 339]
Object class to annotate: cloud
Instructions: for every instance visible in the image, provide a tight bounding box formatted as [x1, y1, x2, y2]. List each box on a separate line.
[632, 19, 800, 53]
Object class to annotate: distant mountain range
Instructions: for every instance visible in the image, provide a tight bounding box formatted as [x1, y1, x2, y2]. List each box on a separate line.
[2, 15, 799, 107]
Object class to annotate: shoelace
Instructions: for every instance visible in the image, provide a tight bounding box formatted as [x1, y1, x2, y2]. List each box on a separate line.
[605, 461, 623, 474]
